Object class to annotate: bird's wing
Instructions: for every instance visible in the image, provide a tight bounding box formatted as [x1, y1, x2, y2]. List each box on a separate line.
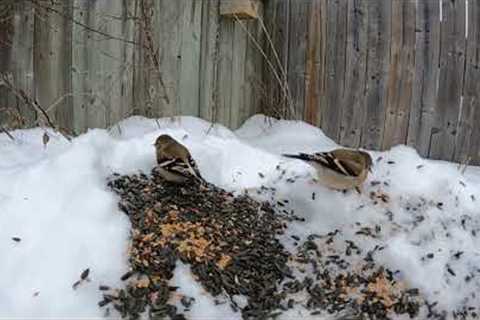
[158, 158, 194, 179]
[312, 152, 359, 177]
[283, 152, 360, 177]
[186, 155, 203, 179]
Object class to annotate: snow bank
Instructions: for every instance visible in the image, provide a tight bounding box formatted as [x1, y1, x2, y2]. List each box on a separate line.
[1, 114, 480, 319]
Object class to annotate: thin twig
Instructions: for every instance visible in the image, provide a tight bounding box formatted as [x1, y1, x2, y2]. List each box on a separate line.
[257, 15, 294, 118]
[28, 0, 141, 47]
[0, 72, 70, 141]
[139, 0, 170, 105]
[233, 15, 296, 119]
[0, 126, 15, 141]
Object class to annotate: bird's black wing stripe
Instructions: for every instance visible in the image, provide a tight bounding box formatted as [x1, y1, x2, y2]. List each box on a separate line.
[187, 156, 202, 178]
[315, 152, 356, 176]
[335, 159, 357, 176]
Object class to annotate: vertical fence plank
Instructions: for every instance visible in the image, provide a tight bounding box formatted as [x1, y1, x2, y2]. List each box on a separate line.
[304, 0, 327, 127]
[361, 0, 391, 150]
[287, 0, 309, 120]
[243, 12, 264, 124]
[155, 0, 182, 117]
[339, 0, 368, 147]
[120, 0, 136, 123]
[462, 1, 480, 164]
[382, 0, 415, 149]
[321, 0, 347, 142]
[216, 17, 234, 126]
[71, 0, 135, 131]
[177, 0, 202, 117]
[429, 0, 466, 160]
[262, 0, 289, 118]
[199, 0, 220, 122]
[407, 0, 441, 157]
[34, 1, 73, 131]
[230, 20, 247, 128]
[0, 1, 36, 127]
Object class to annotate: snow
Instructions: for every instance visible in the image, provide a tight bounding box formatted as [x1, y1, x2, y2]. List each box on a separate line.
[1, 114, 480, 319]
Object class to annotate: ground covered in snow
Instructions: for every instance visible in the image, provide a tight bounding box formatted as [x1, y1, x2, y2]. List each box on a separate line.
[1, 115, 480, 319]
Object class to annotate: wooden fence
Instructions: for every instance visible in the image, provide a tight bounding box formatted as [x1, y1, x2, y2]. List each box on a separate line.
[264, 0, 480, 164]
[0, 0, 264, 134]
[1, 0, 480, 165]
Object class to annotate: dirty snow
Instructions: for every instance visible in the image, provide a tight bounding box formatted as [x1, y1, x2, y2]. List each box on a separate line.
[1, 114, 479, 319]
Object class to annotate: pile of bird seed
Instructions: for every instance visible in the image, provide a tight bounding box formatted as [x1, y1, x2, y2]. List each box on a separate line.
[102, 168, 292, 319]
[286, 231, 424, 319]
[100, 167, 440, 320]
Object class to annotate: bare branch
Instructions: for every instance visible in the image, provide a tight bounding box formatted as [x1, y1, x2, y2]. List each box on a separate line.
[27, 0, 141, 47]
[0, 126, 15, 141]
[0, 72, 71, 141]
[139, 0, 170, 105]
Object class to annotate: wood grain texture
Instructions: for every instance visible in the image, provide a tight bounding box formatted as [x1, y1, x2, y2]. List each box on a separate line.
[429, 0, 466, 160]
[3, 0, 480, 164]
[407, 0, 441, 157]
[382, 0, 415, 150]
[339, 0, 368, 147]
[177, 0, 202, 116]
[304, 0, 327, 127]
[216, 17, 234, 126]
[243, 13, 264, 124]
[199, 0, 220, 122]
[321, 0, 348, 142]
[34, 1, 73, 130]
[461, 0, 480, 164]
[1, 1, 36, 127]
[262, 0, 289, 118]
[361, 0, 391, 150]
[287, 0, 309, 120]
[229, 20, 247, 128]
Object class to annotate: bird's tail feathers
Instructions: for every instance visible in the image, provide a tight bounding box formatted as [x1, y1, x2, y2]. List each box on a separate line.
[282, 153, 315, 161]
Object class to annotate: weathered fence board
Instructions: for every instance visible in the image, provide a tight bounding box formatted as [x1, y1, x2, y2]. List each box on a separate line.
[339, 0, 368, 147]
[198, 0, 220, 122]
[287, 0, 309, 121]
[407, 0, 441, 157]
[304, 0, 327, 127]
[2, 0, 480, 164]
[1, 0, 263, 132]
[361, 0, 391, 150]
[34, 1, 73, 131]
[321, 0, 347, 142]
[243, 16, 263, 123]
[461, 0, 480, 163]
[177, 0, 203, 117]
[262, 0, 290, 118]
[264, 0, 478, 164]
[0, 1, 36, 127]
[382, 0, 415, 150]
[430, 0, 466, 160]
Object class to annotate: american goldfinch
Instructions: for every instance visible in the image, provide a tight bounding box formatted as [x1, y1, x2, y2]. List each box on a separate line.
[153, 134, 204, 184]
[282, 148, 373, 192]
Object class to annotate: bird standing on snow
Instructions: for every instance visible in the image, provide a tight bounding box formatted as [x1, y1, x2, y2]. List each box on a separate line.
[282, 148, 373, 192]
[153, 134, 205, 184]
